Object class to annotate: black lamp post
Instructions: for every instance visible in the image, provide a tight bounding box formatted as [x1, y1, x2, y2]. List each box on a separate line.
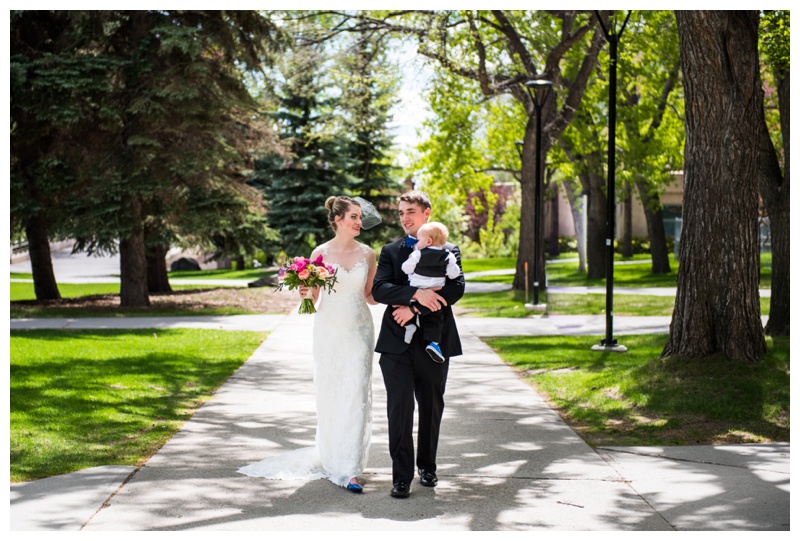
[592, 10, 631, 353]
[524, 80, 553, 309]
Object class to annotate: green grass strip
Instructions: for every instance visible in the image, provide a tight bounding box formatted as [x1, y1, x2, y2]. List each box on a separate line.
[10, 328, 266, 482]
[10, 281, 222, 302]
[486, 334, 789, 447]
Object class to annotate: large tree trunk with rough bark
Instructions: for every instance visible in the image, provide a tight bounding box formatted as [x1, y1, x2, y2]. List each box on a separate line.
[664, 10, 765, 363]
[759, 65, 789, 337]
[24, 212, 61, 301]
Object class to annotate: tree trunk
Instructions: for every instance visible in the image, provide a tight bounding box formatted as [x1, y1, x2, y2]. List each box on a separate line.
[759, 67, 789, 336]
[585, 173, 607, 279]
[24, 212, 61, 301]
[547, 175, 560, 257]
[562, 180, 587, 273]
[763, 198, 789, 336]
[620, 187, 633, 257]
[664, 11, 765, 363]
[513, 115, 546, 295]
[634, 179, 672, 274]
[235, 254, 246, 271]
[119, 197, 150, 307]
[146, 243, 172, 294]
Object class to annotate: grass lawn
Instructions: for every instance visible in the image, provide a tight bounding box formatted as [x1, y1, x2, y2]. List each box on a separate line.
[463, 253, 771, 289]
[461, 257, 517, 274]
[10, 281, 222, 302]
[458, 288, 770, 318]
[12, 268, 275, 282]
[458, 254, 772, 318]
[486, 333, 790, 447]
[168, 268, 276, 281]
[10, 328, 266, 482]
[546, 256, 680, 288]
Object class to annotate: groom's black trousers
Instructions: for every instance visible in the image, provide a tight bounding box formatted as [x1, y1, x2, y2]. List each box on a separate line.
[379, 332, 449, 486]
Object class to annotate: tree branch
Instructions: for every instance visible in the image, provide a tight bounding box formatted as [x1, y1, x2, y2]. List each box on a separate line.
[549, 19, 605, 142]
[490, 10, 537, 75]
[466, 11, 491, 95]
[642, 60, 681, 143]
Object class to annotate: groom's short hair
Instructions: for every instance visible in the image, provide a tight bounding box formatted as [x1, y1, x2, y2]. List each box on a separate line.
[398, 190, 431, 210]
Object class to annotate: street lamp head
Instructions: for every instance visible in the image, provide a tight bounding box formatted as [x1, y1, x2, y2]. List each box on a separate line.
[524, 79, 554, 89]
[524, 79, 554, 109]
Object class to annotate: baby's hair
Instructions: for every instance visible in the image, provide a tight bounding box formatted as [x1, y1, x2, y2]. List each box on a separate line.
[418, 222, 449, 246]
[325, 196, 360, 232]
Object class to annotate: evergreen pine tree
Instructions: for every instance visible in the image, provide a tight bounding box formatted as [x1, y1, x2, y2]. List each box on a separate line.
[336, 35, 402, 245]
[250, 46, 350, 257]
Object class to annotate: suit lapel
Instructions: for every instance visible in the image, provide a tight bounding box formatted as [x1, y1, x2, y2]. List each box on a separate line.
[393, 238, 412, 281]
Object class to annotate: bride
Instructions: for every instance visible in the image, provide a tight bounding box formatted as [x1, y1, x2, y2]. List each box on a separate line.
[238, 195, 379, 493]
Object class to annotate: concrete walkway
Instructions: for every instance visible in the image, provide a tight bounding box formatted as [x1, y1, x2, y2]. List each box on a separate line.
[9, 308, 790, 531]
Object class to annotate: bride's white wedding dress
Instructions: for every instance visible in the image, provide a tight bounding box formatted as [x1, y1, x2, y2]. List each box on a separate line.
[238, 242, 374, 487]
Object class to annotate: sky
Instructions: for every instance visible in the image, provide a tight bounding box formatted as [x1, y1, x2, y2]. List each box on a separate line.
[387, 38, 435, 168]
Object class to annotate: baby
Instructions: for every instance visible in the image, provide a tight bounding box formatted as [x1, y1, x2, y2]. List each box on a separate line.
[401, 221, 460, 362]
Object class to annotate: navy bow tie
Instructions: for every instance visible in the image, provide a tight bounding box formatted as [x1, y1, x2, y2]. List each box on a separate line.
[405, 236, 418, 248]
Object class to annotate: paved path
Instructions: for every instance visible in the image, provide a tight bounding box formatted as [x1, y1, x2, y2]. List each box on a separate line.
[9, 308, 789, 531]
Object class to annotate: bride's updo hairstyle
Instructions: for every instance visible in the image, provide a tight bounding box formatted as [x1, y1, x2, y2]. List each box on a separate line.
[325, 196, 360, 232]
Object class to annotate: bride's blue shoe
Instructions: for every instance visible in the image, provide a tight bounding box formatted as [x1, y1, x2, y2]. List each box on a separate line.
[346, 482, 363, 493]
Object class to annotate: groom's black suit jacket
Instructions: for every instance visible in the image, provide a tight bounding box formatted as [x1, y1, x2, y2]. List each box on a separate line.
[373, 237, 465, 358]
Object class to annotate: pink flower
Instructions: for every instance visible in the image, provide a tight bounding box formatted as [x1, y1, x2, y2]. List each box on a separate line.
[317, 267, 329, 280]
[298, 269, 311, 281]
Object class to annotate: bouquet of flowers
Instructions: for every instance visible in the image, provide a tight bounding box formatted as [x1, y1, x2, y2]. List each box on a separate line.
[276, 255, 338, 314]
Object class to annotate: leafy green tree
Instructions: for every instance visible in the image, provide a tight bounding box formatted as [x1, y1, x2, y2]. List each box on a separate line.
[10, 11, 118, 301]
[616, 11, 684, 274]
[757, 10, 790, 336]
[411, 72, 499, 231]
[306, 10, 605, 295]
[555, 11, 685, 278]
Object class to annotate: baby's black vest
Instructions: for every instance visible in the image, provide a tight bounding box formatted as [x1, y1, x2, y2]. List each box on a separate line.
[414, 248, 450, 278]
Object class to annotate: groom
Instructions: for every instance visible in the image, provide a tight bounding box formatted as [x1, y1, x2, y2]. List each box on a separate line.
[372, 190, 465, 498]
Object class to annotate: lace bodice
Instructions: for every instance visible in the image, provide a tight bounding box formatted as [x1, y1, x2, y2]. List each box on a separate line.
[315, 242, 372, 310]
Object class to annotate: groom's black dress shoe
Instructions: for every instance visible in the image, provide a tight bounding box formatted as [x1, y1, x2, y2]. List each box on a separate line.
[390, 482, 411, 498]
[419, 469, 438, 487]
